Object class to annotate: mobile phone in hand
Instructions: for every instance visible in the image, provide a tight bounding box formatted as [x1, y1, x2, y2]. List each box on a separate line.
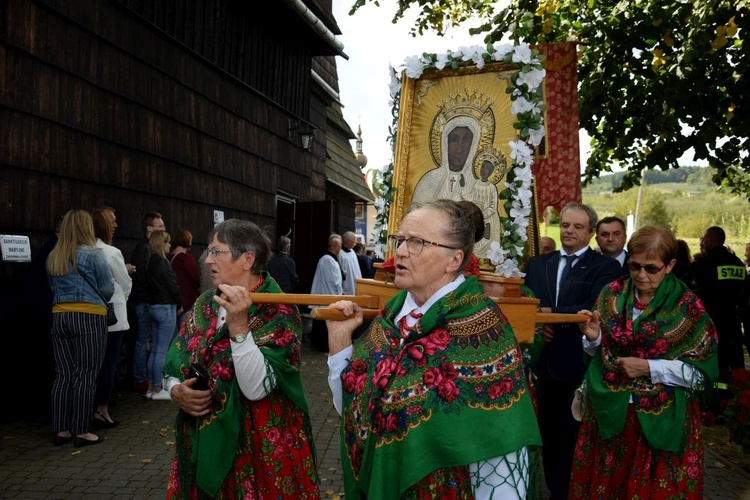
[188, 363, 209, 391]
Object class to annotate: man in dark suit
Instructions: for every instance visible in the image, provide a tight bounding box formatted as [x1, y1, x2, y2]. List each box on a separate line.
[595, 215, 629, 277]
[525, 202, 621, 499]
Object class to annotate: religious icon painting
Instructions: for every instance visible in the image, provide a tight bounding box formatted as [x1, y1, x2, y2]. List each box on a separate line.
[388, 61, 529, 260]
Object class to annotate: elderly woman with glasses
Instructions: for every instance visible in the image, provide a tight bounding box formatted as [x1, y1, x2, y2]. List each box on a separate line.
[324, 200, 541, 499]
[161, 219, 320, 498]
[572, 225, 719, 498]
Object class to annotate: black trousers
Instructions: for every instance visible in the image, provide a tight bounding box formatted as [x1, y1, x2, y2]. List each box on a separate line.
[537, 369, 582, 500]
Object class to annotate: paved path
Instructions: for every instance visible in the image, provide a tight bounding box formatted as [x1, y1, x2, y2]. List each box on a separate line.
[1, 344, 748, 499]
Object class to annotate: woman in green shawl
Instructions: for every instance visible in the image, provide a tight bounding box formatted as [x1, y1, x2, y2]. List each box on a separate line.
[572, 226, 719, 498]
[162, 219, 319, 498]
[325, 200, 541, 499]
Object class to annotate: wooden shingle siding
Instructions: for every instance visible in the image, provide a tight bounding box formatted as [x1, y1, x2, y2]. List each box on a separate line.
[1, 0, 328, 258]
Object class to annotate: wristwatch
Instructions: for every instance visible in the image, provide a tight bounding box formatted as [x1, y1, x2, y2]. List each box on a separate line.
[231, 332, 249, 344]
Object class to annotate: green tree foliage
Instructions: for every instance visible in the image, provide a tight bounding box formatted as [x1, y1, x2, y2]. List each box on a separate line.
[352, 0, 750, 199]
[606, 189, 673, 230]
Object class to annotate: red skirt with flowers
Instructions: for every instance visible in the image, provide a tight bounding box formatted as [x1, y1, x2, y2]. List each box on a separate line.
[407, 466, 473, 499]
[166, 394, 320, 499]
[569, 401, 703, 499]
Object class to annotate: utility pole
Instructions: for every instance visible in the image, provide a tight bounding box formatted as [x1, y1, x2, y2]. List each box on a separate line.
[634, 169, 647, 230]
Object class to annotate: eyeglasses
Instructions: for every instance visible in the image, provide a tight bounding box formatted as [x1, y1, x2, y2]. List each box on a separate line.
[206, 247, 235, 259]
[387, 235, 458, 255]
[627, 262, 665, 275]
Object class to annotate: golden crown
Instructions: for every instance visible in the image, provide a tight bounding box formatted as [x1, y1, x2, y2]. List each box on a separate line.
[436, 88, 494, 122]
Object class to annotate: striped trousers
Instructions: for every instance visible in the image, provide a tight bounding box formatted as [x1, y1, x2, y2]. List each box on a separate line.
[50, 312, 107, 434]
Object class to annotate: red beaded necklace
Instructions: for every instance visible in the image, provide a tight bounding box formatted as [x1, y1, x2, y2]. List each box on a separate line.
[249, 275, 264, 294]
[633, 292, 652, 310]
[397, 310, 423, 339]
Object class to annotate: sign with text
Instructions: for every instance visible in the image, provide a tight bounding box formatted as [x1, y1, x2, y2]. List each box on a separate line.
[0, 235, 32, 262]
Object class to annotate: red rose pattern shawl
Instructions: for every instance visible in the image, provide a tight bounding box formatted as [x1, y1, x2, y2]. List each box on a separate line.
[340, 276, 541, 499]
[163, 272, 320, 499]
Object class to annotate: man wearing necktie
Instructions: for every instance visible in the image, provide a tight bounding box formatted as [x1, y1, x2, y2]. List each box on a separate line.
[524, 202, 621, 499]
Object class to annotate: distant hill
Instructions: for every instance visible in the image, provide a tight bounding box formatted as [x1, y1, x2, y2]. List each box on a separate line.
[583, 166, 714, 193]
[580, 166, 750, 242]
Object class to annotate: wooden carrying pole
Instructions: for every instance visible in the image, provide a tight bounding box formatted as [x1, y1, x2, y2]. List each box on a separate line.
[247, 293, 380, 309]
[246, 293, 590, 324]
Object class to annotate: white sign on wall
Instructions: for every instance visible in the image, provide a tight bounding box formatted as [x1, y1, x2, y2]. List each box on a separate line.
[213, 210, 225, 227]
[0, 235, 32, 262]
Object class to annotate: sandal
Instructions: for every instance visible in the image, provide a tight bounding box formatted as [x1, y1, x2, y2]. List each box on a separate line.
[91, 411, 120, 429]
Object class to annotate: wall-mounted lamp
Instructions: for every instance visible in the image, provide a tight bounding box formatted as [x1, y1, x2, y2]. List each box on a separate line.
[288, 119, 315, 152]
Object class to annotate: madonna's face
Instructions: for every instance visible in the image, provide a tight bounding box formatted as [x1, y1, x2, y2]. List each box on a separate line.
[447, 126, 473, 172]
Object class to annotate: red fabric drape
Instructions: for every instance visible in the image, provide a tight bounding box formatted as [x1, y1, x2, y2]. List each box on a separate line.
[531, 42, 581, 216]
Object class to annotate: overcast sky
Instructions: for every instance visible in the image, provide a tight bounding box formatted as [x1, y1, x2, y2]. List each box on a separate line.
[332, 2, 487, 175]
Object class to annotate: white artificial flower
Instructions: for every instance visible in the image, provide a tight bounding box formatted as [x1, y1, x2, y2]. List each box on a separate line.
[513, 166, 533, 184]
[374, 197, 386, 211]
[509, 141, 534, 166]
[388, 81, 401, 99]
[495, 259, 523, 278]
[388, 66, 401, 95]
[462, 45, 486, 68]
[486, 241, 506, 265]
[381, 163, 392, 174]
[374, 242, 387, 259]
[512, 44, 532, 64]
[515, 184, 533, 203]
[528, 125, 546, 147]
[404, 55, 425, 79]
[517, 67, 546, 90]
[458, 46, 474, 61]
[510, 205, 531, 220]
[511, 96, 535, 114]
[435, 52, 451, 70]
[492, 43, 514, 61]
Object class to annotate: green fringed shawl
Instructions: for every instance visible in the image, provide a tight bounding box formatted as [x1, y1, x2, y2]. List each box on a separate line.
[163, 272, 311, 496]
[587, 273, 719, 452]
[340, 276, 541, 499]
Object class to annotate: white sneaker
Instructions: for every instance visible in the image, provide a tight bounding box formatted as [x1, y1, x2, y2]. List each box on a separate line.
[144, 391, 153, 399]
[151, 390, 171, 401]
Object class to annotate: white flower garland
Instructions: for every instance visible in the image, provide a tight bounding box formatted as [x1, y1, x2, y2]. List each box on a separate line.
[372, 42, 546, 278]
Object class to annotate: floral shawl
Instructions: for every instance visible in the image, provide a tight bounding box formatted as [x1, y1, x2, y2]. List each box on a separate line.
[340, 276, 541, 499]
[163, 272, 313, 496]
[587, 273, 719, 452]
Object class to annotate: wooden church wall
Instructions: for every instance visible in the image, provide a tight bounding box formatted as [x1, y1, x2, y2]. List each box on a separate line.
[0, 0, 328, 260]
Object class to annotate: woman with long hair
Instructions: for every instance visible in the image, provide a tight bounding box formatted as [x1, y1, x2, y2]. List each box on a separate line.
[47, 209, 114, 447]
[145, 230, 181, 400]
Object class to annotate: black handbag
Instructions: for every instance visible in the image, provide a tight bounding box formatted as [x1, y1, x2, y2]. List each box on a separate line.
[80, 270, 117, 326]
[104, 303, 117, 326]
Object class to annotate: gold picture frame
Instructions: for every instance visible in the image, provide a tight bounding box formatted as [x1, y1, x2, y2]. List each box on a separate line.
[388, 61, 522, 259]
